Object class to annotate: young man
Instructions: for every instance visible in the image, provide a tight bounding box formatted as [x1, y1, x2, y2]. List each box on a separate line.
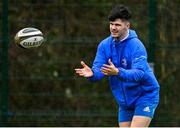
[75, 4, 159, 127]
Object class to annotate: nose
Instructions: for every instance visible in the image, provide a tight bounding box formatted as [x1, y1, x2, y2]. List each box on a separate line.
[111, 24, 116, 30]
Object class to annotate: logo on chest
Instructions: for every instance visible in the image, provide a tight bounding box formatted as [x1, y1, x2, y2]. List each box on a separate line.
[121, 58, 127, 67]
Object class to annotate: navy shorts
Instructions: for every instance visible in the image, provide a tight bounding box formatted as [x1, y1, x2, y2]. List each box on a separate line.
[118, 102, 158, 122]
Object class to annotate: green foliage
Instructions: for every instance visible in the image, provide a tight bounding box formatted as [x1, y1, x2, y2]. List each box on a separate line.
[0, 0, 180, 126]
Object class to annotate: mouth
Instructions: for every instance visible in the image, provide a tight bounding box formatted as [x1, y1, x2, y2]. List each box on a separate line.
[112, 31, 117, 33]
[111, 30, 118, 33]
[111, 31, 118, 35]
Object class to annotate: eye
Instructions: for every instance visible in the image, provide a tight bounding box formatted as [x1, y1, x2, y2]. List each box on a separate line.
[115, 24, 121, 27]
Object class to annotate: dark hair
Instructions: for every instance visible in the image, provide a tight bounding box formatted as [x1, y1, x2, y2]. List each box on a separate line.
[108, 4, 132, 21]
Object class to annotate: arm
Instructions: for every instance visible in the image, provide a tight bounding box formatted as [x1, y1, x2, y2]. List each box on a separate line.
[100, 42, 148, 82]
[117, 44, 148, 82]
[88, 43, 107, 82]
[75, 42, 107, 82]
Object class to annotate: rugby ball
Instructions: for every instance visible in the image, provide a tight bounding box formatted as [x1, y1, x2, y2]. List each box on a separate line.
[14, 27, 44, 49]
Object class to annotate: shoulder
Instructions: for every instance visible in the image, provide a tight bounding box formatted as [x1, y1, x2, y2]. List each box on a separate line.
[127, 38, 146, 51]
[98, 35, 112, 48]
[127, 29, 146, 50]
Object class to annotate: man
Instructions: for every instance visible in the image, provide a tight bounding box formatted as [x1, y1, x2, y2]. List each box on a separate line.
[75, 4, 159, 127]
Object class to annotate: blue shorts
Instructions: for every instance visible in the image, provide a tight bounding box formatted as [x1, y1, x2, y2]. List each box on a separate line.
[118, 102, 158, 122]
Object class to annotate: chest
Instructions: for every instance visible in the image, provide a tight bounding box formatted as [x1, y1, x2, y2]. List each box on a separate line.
[108, 43, 132, 69]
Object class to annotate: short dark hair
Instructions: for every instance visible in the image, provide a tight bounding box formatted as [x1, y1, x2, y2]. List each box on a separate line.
[108, 4, 132, 21]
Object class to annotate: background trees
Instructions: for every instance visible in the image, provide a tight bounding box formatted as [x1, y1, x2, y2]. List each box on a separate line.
[0, 0, 179, 126]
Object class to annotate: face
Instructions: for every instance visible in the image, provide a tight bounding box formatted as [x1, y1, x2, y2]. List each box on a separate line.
[109, 18, 130, 40]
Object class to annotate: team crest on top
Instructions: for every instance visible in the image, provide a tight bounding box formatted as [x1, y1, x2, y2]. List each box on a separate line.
[121, 58, 127, 67]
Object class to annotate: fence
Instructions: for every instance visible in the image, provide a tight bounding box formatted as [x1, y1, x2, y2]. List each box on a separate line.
[0, 0, 180, 126]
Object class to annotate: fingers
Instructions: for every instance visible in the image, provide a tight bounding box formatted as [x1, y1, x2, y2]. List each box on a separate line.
[100, 67, 110, 75]
[101, 70, 108, 75]
[81, 61, 88, 68]
[75, 61, 90, 77]
[101, 68, 108, 75]
[75, 69, 85, 76]
[75, 61, 87, 75]
[100, 59, 117, 76]
[108, 59, 114, 66]
[100, 60, 112, 76]
[101, 67, 111, 72]
[103, 59, 114, 68]
[75, 69, 83, 74]
[103, 64, 111, 68]
[101, 71, 108, 75]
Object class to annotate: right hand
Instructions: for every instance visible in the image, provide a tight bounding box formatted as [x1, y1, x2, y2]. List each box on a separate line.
[75, 61, 93, 78]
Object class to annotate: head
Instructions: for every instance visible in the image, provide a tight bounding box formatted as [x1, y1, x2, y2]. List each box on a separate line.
[108, 4, 132, 40]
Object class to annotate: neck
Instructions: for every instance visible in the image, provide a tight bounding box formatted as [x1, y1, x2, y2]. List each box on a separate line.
[121, 29, 129, 41]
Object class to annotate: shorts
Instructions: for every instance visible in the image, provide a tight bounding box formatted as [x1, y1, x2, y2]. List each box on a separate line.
[118, 102, 158, 122]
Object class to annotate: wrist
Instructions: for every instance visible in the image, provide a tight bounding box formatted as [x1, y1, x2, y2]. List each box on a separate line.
[115, 68, 119, 75]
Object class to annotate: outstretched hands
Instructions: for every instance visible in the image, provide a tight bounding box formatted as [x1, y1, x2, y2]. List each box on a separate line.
[75, 61, 93, 77]
[75, 59, 119, 77]
[100, 59, 119, 75]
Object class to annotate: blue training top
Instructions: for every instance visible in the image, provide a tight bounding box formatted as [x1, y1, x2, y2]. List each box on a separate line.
[88, 29, 160, 107]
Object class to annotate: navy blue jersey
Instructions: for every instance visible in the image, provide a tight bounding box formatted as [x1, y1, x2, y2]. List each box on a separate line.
[88, 29, 160, 107]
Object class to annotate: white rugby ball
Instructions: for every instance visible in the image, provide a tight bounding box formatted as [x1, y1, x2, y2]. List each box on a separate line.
[14, 27, 44, 49]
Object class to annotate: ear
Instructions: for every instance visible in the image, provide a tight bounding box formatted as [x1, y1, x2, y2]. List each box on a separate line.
[127, 22, 130, 28]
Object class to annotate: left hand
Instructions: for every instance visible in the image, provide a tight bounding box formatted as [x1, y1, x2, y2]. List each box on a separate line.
[100, 59, 119, 76]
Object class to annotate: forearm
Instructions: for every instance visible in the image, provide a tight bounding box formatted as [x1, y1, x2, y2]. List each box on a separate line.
[87, 69, 104, 82]
[117, 67, 144, 82]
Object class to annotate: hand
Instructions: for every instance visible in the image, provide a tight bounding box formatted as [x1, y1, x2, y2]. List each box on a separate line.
[100, 59, 119, 76]
[75, 61, 93, 77]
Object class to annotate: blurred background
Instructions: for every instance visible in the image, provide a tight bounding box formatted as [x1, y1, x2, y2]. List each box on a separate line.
[0, 0, 180, 127]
